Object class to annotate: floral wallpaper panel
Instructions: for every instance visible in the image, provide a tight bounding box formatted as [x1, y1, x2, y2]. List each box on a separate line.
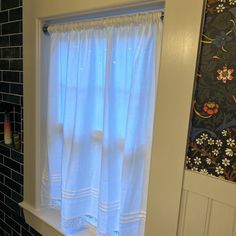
[186, 0, 236, 182]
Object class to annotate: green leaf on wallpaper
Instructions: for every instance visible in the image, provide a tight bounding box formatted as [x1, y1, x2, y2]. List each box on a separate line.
[229, 8, 236, 19]
[225, 105, 236, 112]
[225, 42, 236, 52]
[217, 50, 230, 60]
[199, 65, 214, 75]
[212, 89, 227, 98]
[201, 44, 213, 55]
[200, 47, 215, 63]
[208, 61, 219, 71]
[198, 89, 210, 99]
[219, 52, 233, 62]
[212, 13, 232, 30]
[228, 86, 236, 94]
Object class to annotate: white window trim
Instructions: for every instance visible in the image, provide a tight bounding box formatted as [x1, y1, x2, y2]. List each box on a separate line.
[22, 0, 205, 235]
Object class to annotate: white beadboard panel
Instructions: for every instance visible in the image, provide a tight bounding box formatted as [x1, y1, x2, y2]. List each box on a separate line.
[182, 191, 208, 236]
[177, 170, 236, 236]
[183, 170, 236, 207]
[208, 201, 235, 236]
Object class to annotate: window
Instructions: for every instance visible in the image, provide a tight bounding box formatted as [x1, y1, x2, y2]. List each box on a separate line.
[40, 12, 162, 236]
[22, 0, 205, 235]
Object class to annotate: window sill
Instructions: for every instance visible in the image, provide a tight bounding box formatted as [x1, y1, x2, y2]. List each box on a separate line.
[19, 201, 96, 236]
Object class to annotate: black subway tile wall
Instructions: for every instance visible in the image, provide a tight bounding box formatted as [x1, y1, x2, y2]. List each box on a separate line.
[0, 1, 41, 236]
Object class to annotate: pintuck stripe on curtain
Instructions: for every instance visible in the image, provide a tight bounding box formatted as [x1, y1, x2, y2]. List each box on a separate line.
[41, 11, 163, 236]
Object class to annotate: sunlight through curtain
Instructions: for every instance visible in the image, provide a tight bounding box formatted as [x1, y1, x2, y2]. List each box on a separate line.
[41, 12, 162, 236]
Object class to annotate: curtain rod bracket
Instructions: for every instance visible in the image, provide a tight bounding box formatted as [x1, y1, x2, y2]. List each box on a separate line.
[160, 11, 164, 21]
[43, 25, 49, 35]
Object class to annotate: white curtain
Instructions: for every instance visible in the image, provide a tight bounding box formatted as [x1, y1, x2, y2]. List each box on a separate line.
[42, 12, 162, 236]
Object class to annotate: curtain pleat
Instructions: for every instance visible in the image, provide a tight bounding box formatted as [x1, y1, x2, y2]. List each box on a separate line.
[42, 12, 162, 236]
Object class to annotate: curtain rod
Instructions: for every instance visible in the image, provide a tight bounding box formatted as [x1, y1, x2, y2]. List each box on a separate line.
[42, 11, 164, 34]
[42, 3, 164, 34]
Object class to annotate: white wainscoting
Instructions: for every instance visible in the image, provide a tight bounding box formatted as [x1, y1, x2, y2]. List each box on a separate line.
[178, 170, 236, 236]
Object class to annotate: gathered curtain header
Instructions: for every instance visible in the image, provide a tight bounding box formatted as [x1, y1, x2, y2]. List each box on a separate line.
[47, 11, 162, 33]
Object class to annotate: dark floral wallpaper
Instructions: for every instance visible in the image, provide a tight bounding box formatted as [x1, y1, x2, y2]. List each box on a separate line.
[186, 0, 236, 182]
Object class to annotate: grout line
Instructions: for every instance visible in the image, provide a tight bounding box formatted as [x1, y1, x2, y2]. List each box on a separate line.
[1, 91, 22, 96]
[0, 58, 23, 60]
[2, 19, 22, 25]
[1, 6, 22, 11]
[2, 154, 23, 165]
[4, 175, 23, 187]
[0, 81, 22, 84]
[0, 70, 23, 72]
[1, 46, 23, 48]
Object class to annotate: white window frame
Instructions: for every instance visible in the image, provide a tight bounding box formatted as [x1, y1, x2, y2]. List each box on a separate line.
[21, 0, 205, 235]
